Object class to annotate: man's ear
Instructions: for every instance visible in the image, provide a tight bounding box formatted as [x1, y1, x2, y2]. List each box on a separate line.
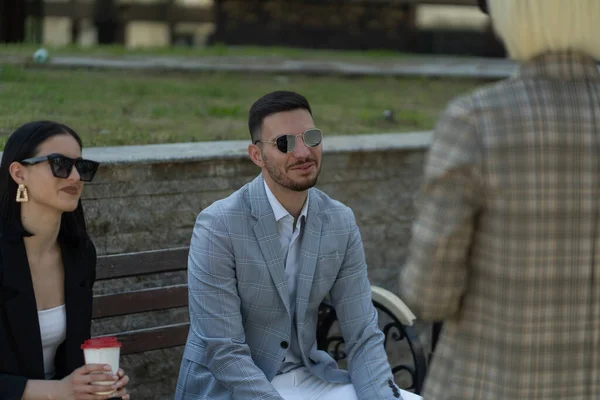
[8, 161, 27, 184]
[248, 144, 264, 168]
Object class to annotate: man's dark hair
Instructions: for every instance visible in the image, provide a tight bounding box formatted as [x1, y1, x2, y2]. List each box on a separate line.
[0, 120, 89, 245]
[248, 91, 312, 143]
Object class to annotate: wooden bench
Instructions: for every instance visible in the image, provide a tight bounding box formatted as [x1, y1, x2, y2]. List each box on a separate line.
[94, 247, 428, 394]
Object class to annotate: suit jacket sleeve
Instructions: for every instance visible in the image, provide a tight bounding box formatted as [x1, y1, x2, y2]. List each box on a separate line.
[329, 209, 401, 400]
[400, 95, 485, 321]
[178, 208, 283, 399]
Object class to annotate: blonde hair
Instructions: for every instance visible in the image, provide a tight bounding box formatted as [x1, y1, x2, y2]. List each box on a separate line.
[487, 0, 600, 61]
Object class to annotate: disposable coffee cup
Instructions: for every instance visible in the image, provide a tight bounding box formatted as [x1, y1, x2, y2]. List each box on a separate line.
[81, 337, 122, 395]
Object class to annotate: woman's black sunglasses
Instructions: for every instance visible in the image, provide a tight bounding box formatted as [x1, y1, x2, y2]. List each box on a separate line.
[20, 153, 100, 182]
[254, 128, 323, 154]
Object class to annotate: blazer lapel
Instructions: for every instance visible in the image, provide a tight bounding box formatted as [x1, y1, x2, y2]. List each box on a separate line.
[295, 191, 322, 325]
[0, 237, 45, 379]
[60, 238, 90, 373]
[249, 175, 291, 315]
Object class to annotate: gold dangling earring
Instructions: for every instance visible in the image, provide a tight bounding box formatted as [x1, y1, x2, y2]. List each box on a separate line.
[16, 184, 29, 203]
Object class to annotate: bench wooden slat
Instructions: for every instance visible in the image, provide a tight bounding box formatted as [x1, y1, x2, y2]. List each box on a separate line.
[96, 247, 189, 280]
[110, 323, 190, 355]
[93, 284, 189, 319]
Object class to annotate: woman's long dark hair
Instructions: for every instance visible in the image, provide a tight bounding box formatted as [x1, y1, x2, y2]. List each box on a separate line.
[0, 121, 89, 245]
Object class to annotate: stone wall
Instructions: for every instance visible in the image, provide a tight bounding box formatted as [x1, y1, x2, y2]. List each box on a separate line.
[82, 132, 432, 277]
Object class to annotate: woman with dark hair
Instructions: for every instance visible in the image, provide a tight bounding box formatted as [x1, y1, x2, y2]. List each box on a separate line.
[0, 121, 130, 399]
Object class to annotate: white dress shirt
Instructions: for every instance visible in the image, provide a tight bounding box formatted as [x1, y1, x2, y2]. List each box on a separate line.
[264, 181, 309, 374]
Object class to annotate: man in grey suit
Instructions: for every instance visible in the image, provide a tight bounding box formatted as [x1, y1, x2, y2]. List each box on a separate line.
[175, 91, 405, 399]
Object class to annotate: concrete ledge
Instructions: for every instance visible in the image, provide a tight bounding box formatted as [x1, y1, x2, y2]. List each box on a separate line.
[79, 131, 433, 165]
[1, 132, 434, 165]
[46, 57, 517, 79]
[2, 55, 598, 80]
[1, 54, 518, 79]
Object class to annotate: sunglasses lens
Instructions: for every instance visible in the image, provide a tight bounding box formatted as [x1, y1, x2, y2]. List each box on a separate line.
[49, 156, 73, 178]
[75, 159, 99, 182]
[276, 135, 294, 153]
[304, 129, 322, 147]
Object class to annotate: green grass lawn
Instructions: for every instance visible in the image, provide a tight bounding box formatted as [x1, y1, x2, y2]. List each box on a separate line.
[0, 63, 484, 150]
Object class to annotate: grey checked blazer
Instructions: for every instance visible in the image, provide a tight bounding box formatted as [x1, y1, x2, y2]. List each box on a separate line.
[176, 174, 400, 399]
[401, 52, 600, 400]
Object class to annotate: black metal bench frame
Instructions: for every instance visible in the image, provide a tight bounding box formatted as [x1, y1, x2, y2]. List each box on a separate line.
[317, 299, 426, 394]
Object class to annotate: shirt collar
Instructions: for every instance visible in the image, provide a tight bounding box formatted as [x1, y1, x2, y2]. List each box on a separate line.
[264, 180, 309, 223]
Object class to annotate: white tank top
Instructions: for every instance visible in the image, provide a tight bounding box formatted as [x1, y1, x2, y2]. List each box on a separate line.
[38, 304, 67, 379]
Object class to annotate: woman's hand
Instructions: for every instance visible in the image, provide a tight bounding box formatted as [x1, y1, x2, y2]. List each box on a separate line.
[57, 363, 122, 399]
[111, 368, 130, 399]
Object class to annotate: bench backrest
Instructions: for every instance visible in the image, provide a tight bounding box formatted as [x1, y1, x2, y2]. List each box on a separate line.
[94, 247, 190, 355]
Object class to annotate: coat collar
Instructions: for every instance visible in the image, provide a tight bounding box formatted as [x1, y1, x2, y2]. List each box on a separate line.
[519, 51, 600, 80]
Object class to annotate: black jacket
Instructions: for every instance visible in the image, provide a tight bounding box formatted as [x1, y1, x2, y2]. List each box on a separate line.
[0, 234, 96, 400]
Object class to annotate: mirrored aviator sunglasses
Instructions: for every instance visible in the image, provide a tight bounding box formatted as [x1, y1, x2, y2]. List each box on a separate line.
[270, 128, 323, 153]
[20, 153, 100, 182]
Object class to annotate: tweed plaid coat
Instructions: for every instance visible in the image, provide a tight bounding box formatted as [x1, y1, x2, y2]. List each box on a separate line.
[401, 51, 600, 400]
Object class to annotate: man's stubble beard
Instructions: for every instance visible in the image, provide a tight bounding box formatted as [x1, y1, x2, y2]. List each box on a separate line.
[263, 152, 321, 192]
